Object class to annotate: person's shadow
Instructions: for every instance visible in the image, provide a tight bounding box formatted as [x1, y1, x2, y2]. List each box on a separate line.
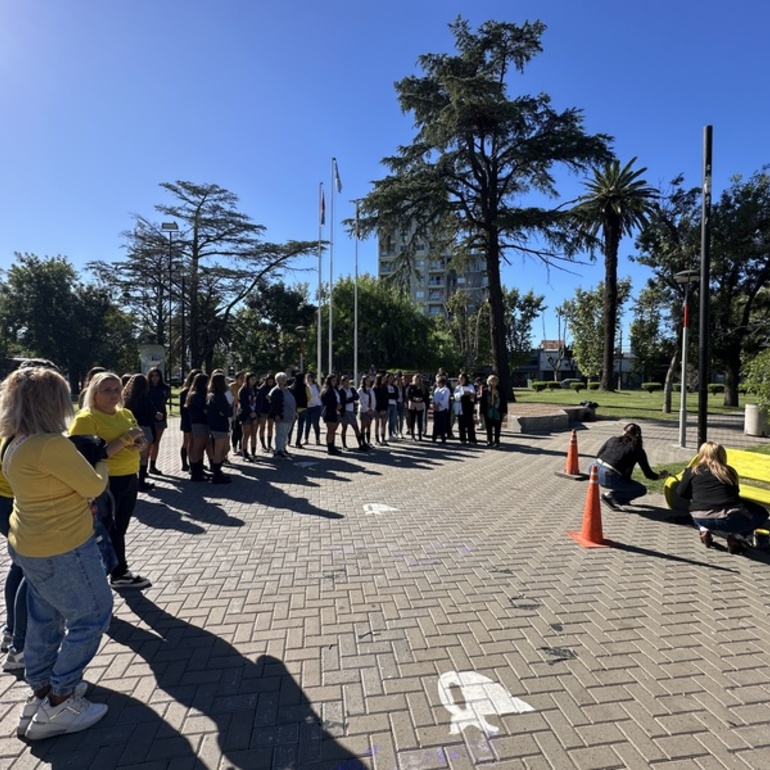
[107, 592, 370, 769]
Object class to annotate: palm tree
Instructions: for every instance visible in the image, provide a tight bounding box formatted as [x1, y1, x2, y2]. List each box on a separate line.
[573, 158, 658, 390]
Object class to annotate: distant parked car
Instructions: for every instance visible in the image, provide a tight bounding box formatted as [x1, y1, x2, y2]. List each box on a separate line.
[560, 378, 583, 389]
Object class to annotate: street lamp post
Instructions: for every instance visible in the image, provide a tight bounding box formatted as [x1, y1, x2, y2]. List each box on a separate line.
[161, 222, 178, 380]
[295, 326, 306, 373]
[675, 269, 700, 448]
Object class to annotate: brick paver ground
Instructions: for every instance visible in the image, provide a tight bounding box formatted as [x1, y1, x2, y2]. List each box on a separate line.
[1, 412, 770, 769]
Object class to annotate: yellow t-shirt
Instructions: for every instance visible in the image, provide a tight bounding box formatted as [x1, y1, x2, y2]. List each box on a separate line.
[69, 407, 141, 476]
[6, 433, 108, 557]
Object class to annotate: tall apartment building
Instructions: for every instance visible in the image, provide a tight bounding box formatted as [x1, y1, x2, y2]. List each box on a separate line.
[377, 226, 487, 317]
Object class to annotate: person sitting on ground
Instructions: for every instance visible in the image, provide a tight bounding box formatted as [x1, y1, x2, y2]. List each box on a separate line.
[678, 441, 769, 555]
[592, 423, 668, 510]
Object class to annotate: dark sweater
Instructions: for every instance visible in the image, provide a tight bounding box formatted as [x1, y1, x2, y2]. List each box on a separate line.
[597, 436, 657, 480]
[679, 465, 742, 512]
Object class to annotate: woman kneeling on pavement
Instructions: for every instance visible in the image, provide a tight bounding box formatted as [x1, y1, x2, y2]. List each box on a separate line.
[0, 367, 112, 739]
[592, 423, 668, 509]
[679, 441, 769, 554]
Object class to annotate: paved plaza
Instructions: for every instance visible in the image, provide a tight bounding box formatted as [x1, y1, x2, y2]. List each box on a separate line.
[1, 413, 770, 769]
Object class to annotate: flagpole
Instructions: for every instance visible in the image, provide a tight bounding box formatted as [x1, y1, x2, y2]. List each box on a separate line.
[354, 201, 359, 389]
[328, 158, 335, 376]
[317, 182, 323, 379]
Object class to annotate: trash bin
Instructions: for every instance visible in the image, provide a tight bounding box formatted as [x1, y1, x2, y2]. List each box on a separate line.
[744, 404, 769, 437]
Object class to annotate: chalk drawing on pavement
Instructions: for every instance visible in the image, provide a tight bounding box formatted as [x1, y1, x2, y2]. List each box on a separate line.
[363, 503, 398, 515]
[438, 671, 534, 736]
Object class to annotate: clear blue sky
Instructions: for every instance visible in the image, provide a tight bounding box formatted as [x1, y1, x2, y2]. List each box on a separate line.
[1, 0, 767, 343]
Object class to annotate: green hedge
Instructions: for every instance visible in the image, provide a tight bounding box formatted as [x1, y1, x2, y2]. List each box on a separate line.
[531, 381, 548, 392]
[707, 383, 724, 395]
[569, 382, 585, 393]
[641, 382, 662, 393]
[588, 382, 600, 391]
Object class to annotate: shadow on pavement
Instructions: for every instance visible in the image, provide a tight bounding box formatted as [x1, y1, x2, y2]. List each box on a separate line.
[26, 688, 208, 769]
[107, 593, 369, 769]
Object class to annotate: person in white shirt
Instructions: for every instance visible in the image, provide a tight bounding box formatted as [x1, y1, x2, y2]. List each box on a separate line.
[431, 376, 451, 443]
[357, 376, 375, 446]
[453, 373, 478, 444]
[304, 373, 322, 446]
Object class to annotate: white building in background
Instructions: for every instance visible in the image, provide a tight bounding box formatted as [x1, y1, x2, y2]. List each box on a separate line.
[377, 225, 487, 317]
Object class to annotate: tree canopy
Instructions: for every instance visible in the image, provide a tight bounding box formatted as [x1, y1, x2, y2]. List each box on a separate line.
[355, 17, 611, 401]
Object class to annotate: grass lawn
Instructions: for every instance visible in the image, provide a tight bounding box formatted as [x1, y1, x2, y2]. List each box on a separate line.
[513, 387, 746, 423]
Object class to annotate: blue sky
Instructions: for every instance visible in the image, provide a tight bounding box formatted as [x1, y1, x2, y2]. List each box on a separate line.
[1, 0, 767, 343]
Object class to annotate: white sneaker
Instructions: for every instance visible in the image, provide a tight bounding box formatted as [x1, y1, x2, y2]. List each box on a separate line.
[3, 647, 24, 670]
[25, 692, 107, 740]
[1, 630, 11, 652]
[17, 681, 88, 737]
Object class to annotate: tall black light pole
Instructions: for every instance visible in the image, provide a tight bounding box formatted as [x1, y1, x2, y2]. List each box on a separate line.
[698, 127, 713, 447]
[161, 222, 178, 380]
[675, 269, 700, 447]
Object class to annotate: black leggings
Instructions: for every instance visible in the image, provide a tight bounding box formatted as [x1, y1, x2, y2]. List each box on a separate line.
[108, 473, 138, 579]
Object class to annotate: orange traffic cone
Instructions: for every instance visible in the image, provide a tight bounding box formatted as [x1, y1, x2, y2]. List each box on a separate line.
[555, 429, 588, 480]
[567, 465, 611, 548]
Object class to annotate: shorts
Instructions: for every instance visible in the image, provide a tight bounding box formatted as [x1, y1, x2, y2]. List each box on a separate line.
[140, 425, 155, 444]
[210, 430, 229, 441]
[154, 418, 168, 431]
[341, 412, 358, 427]
[191, 423, 209, 439]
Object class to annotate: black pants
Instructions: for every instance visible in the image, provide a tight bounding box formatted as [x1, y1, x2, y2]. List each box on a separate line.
[108, 473, 138, 579]
[458, 411, 476, 443]
[432, 410, 449, 440]
[486, 419, 502, 445]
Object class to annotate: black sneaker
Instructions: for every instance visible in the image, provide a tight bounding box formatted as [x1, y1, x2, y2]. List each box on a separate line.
[601, 493, 622, 511]
[111, 571, 152, 590]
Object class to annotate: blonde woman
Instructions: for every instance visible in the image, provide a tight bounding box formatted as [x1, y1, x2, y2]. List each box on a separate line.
[679, 441, 769, 554]
[70, 372, 151, 589]
[479, 374, 504, 448]
[0, 367, 112, 739]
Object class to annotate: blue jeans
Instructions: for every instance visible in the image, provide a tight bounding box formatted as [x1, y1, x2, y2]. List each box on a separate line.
[387, 404, 399, 437]
[10, 536, 113, 695]
[294, 409, 308, 445]
[591, 463, 647, 504]
[692, 501, 769, 538]
[304, 406, 321, 442]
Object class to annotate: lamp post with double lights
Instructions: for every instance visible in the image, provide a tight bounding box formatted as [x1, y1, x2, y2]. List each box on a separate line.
[161, 222, 179, 380]
[674, 268, 700, 448]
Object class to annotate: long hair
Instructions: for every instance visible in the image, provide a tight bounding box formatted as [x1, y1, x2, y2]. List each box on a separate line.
[83, 372, 124, 412]
[185, 373, 209, 406]
[147, 366, 167, 389]
[321, 373, 337, 395]
[694, 441, 739, 486]
[0, 367, 73, 436]
[123, 373, 149, 410]
[208, 372, 227, 395]
[182, 368, 201, 390]
[239, 372, 257, 398]
[620, 422, 643, 448]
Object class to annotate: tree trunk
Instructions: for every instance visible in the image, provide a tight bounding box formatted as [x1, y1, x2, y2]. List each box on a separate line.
[723, 348, 741, 407]
[600, 222, 621, 391]
[485, 237, 514, 403]
[662, 349, 678, 414]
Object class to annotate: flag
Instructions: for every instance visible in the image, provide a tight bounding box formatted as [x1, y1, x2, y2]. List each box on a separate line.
[319, 186, 325, 226]
[333, 158, 342, 193]
[354, 201, 360, 240]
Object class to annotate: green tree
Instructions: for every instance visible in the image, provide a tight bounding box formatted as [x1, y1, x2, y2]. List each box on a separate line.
[503, 288, 545, 374]
[231, 282, 316, 374]
[571, 158, 657, 390]
[92, 181, 317, 372]
[325, 275, 450, 373]
[442, 290, 491, 373]
[0, 253, 137, 387]
[354, 17, 611, 401]
[560, 280, 630, 383]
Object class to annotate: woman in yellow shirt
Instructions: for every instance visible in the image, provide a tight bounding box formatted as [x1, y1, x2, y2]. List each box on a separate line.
[70, 372, 151, 590]
[0, 366, 112, 739]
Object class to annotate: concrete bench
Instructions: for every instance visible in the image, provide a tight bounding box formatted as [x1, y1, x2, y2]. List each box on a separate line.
[664, 448, 770, 510]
